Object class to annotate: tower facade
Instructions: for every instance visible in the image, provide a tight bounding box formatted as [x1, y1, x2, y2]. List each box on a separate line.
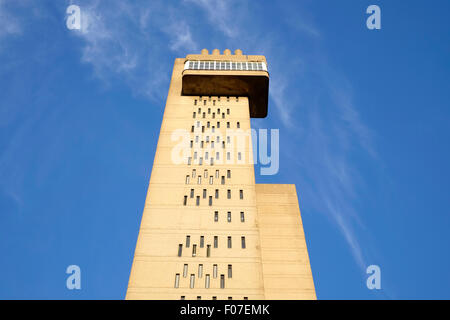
[126, 49, 316, 300]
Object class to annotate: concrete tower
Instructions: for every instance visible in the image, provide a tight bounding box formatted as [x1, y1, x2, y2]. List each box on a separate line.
[126, 50, 316, 300]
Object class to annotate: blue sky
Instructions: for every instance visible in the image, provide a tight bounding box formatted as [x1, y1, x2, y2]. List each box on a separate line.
[0, 0, 449, 299]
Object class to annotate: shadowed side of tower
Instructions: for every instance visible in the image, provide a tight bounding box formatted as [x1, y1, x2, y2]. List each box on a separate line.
[125, 49, 316, 300]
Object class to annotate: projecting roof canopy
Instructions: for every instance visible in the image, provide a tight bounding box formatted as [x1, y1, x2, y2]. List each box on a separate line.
[181, 61, 269, 118]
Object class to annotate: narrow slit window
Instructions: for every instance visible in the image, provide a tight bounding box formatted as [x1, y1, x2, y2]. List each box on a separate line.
[220, 275, 225, 289]
[190, 274, 195, 288]
[186, 235, 190, 248]
[240, 189, 243, 199]
[196, 196, 200, 206]
[214, 211, 218, 222]
[241, 236, 246, 249]
[213, 264, 218, 278]
[178, 244, 183, 257]
[215, 189, 219, 199]
[227, 189, 231, 199]
[204, 169, 208, 178]
[203, 189, 207, 199]
[205, 274, 210, 289]
[228, 265, 232, 278]
[192, 244, 197, 257]
[206, 244, 211, 257]
[183, 196, 187, 206]
[240, 211, 245, 222]
[228, 236, 232, 248]
[221, 176, 225, 185]
[174, 274, 180, 288]
[197, 176, 201, 184]
[210, 176, 214, 184]
[200, 236, 204, 248]
[214, 236, 218, 248]
[198, 264, 203, 278]
[183, 264, 188, 278]
[227, 170, 231, 178]
[190, 189, 194, 198]
[209, 196, 212, 206]
[227, 211, 231, 222]
[215, 170, 220, 178]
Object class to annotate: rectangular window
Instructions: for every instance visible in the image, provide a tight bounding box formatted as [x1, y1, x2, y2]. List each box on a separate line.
[178, 244, 183, 257]
[227, 122, 230, 128]
[198, 264, 203, 278]
[199, 157, 203, 165]
[190, 274, 195, 288]
[228, 297, 232, 300]
[190, 189, 194, 198]
[188, 157, 192, 165]
[181, 296, 185, 300]
[209, 196, 212, 206]
[174, 274, 180, 288]
[209, 176, 214, 184]
[213, 264, 218, 278]
[194, 99, 197, 105]
[207, 245, 211, 257]
[227, 211, 231, 222]
[228, 236, 232, 248]
[204, 169, 208, 178]
[192, 169, 196, 177]
[215, 189, 219, 199]
[244, 297, 248, 300]
[208, 108, 211, 114]
[192, 244, 197, 257]
[227, 136, 230, 143]
[203, 189, 207, 199]
[237, 122, 240, 128]
[220, 275, 225, 289]
[241, 236, 246, 249]
[217, 121, 220, 128]
[205, 274, 210, 289]
[227, 152, 230, 160]
[214, 236, 218, 248]
[183, 264, 188, 278]
[186, 235, 190, 248]
[216, 152, 219, 160]
[183, 196, 187, 206]
[193, 112, 196, 118]
[227, 108, 230, 115]
[197, 296, 201, 300]
[221, 176, 225, 185]
[215, 170, 220, 178]
[228, 265, 232, 278]
[227, 189, 231, 199]
[196, 196, 200, 206]
[212, 296, 217, 300]
[238, 152, 242, 161]
[202, 112, 206, 118]
[191, 126, 194, 133]
[214, 211, 218, 222]
[222, 113, 225, 119]
[197, 176, 201, 184]
[240, 212, 245, 222]
[240, 190, 243, 199]
[200, 236, 204, 248]
[227, 170, 231, 178]
[217, 136, 220, 143]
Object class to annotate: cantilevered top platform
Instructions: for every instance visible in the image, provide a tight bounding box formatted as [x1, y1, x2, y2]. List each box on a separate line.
[181, 49, 269, 118]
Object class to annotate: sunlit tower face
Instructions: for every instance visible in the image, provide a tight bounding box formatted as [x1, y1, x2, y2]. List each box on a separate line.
[126, 49, 315, 300]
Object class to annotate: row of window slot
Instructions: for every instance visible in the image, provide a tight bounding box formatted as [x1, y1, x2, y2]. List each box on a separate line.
[194, 96, 239, 106]
[177, 236, 246, 257]
[192, 121, 240, 132]
[175, 264, 231, 289]
[183, 189, 244, 206]
[191, 134, 236, 145]
[186, 169, 231, 184]
[187, 151, 244, 166]
[184, 235, 246, 250]
[181, 296, 248, 300]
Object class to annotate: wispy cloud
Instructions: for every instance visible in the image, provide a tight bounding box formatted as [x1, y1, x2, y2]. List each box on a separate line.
[70, 0, 198, 100]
